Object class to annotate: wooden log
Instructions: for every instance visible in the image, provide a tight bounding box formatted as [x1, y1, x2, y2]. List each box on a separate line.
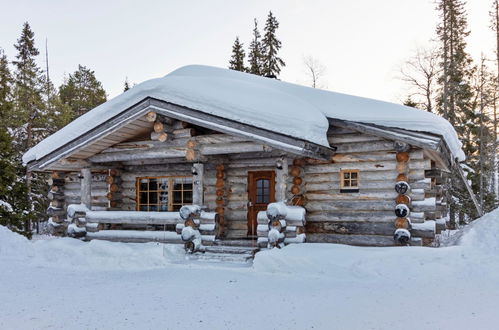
[306, 221, 397, 236]
[50, 200, 64, 208]
[192, 163, 204, 206]
[275, 157, 288, 202]
[394, 217, 410, 229]
[290, 166, 301, 177]
[90, 147, 187, 162]
[291, 185, 301, 195]
[109, 169, 121, 177]
[173, 128, 196, 138]
[109, 184, 119, 193]
[396, 152, 410, 162]
[150, 131, 169, 142]
[47, 206, 65, 217]
[200, 142, 271, 155]
[396, 173, 408, 182]
[293, 177, 303, 185]
[306, 233, 422, 246]
[334, 141, 396, 154]
[81, 168, 92, 208]
[304, 159, 430, 174]
[145, 111, 157, 122]
[395, 194, 411, 205]
[105, 176, 122, 185]
[305, 200, 395, 212]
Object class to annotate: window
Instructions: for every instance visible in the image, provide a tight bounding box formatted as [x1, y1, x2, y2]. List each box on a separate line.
[340, 170, 359, 192]
[136, 176, 193, 211]
[255, 179, 270, 204]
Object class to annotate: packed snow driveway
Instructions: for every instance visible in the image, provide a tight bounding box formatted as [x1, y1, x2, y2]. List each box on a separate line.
[1, 208, 498, 330]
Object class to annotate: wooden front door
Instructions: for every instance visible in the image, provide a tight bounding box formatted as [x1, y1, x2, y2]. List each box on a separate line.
[247, 171, 275, 237]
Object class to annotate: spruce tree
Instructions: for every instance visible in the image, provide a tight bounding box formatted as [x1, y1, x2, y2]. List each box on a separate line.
[12, 22, 47, 152]
[248, 19, 264, 76]
[435, 0, 493, 224]
[0, 48, 13, 129]
[229, 37, 246, 72]
[59, 65, 106, 119]
[262, 11, 285, 78]
[0, 128, 32, 237]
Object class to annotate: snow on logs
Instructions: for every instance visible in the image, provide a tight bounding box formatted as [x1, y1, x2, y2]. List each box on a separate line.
[257, 202, 306, 248]
[178, 205, 219, 252]
[65, 202, 218, 245]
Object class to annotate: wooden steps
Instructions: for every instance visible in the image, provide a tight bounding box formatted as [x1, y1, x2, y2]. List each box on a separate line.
[186, 239, 259, 265]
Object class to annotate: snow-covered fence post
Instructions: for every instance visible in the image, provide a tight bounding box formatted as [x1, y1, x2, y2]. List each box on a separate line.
[393, 149, 412, 245]
[266, 202, 287, 248]
[66, 204, 89, 238]
[179, 205, 203, 253]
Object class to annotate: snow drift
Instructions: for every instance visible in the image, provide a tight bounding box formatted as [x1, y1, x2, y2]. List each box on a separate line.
[23, 65, 465, 164]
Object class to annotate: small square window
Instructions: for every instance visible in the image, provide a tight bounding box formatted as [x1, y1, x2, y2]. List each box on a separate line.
[340, 170, 360, 192]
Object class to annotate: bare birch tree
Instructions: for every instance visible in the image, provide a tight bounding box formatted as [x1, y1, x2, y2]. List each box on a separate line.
[400, 46, 440, 112]
[303, 56, 327, 89]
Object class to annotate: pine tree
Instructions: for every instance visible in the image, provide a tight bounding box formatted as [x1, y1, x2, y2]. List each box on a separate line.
[435, 0, 479, 225]
[248, 19, 264, 76]
[0, 48, 13, 130]
[229, 37, 246, 72]
[489, 0, 499, 198]
[59, 65, 106, 119]
[0, 47, 32, 237]
[261, 11, 285, 78]
[12, 22, 47, 152]
[0, 128, 32, 237]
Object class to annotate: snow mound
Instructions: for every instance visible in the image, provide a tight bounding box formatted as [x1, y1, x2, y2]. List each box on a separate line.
[457, 208, 499, 253]
[0, 225, 186, 270]
[0, 225, 32, 258]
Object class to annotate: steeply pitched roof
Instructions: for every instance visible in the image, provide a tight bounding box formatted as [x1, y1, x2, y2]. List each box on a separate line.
[23, 65, 465, 164]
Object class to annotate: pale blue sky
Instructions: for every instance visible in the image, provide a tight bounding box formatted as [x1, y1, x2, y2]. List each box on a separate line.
[0, 0, 494, 103]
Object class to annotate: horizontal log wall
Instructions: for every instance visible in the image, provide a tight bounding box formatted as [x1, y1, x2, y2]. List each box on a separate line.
[304, 127, 434, 246]
[64, 172, 110, 211]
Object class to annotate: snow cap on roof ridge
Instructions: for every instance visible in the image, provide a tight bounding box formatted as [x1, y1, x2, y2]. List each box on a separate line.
[23, 64, 464, 165]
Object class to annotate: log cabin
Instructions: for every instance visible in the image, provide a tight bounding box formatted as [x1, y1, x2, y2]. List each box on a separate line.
[23, 65, 480, 251]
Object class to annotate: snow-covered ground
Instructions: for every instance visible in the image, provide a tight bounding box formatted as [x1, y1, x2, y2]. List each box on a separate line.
[1, 209, 499, 330]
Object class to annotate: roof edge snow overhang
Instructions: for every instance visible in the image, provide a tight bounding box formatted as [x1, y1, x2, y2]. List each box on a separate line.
[26, 98, 335, 171]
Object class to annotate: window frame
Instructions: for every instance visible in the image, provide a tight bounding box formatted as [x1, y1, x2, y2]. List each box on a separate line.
[136, 176, 193, 212]
[340, 169, 360, 192]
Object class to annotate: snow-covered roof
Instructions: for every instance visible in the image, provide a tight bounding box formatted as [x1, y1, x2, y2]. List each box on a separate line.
[23, 65, 465, 164]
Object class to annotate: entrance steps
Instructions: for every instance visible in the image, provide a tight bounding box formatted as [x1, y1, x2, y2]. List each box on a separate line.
[187, 239, 259, 265]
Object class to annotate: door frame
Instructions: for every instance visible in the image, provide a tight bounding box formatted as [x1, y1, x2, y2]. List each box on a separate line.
[247, 170, 276, 237]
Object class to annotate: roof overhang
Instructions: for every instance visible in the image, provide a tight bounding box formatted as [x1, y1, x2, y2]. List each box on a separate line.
[328, 118, 455, 170]
[27, 97, 335, 171]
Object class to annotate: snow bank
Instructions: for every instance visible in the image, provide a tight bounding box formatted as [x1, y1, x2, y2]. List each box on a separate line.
[0, 225, 32, 258]
[0, 225, 186, 270]
[457, 207, 499, 254]
[23, 65, 464, 164]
